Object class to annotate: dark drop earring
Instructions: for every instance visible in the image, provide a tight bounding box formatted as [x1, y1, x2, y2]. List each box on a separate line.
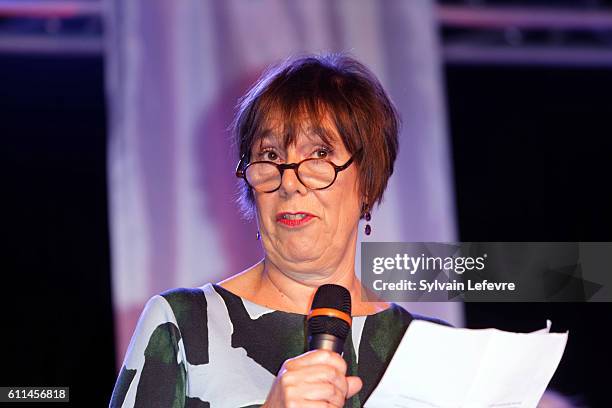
[363, 203, 372, 236]
[256, 230, 261, 240]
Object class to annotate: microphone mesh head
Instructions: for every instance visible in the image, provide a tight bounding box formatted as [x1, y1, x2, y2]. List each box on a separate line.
[308, 284, 352, 340]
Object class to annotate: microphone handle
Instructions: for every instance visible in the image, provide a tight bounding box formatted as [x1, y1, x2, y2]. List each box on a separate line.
[308, 333, 344, 354]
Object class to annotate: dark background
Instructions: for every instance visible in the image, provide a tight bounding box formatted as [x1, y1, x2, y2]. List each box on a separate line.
[2, 55, 114, 406]
[446, 65, 612, 406]
[2, 55, 611, 406]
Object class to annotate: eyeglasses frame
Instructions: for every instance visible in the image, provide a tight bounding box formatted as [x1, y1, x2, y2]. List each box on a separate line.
[235, 150, 361, 193]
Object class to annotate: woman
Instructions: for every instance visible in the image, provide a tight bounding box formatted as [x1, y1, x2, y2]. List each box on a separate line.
[110, 53, 444, 408]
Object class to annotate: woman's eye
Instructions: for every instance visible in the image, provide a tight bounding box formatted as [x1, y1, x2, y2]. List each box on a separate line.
[315, 149, 330, 159]
[263, 151, 278, 161]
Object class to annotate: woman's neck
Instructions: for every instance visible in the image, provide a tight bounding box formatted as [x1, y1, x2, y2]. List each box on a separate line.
[254, 257, 388, 316]
[261, 257, 356, 313]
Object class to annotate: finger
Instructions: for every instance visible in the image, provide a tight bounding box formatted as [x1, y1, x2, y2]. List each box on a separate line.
[346, 376, 363, 399]
[278, 365, 346, 396]
[300, 365, 347, 394]
[300, 382, 345, 407]
[285, 350, 347, 374]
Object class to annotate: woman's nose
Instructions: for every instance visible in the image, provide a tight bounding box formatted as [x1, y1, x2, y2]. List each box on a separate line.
[279, 162, 308, 196]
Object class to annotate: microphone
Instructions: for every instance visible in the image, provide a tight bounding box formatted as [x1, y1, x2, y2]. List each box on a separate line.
[307, 284, 352, 354]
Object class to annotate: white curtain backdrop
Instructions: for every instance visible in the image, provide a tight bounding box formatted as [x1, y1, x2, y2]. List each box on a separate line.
[105, 0, 462, 367]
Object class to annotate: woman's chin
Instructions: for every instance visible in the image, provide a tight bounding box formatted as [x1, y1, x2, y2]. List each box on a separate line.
[279, 241, 323, 263]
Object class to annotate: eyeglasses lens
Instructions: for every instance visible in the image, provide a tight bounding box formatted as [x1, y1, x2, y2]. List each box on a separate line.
[245, 159, 336, 192]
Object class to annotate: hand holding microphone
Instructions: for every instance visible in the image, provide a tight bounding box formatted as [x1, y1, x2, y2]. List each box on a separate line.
[262, 284, 363, 408]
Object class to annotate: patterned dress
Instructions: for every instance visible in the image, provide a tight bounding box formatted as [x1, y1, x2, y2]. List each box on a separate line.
[110, 283, 446, 408]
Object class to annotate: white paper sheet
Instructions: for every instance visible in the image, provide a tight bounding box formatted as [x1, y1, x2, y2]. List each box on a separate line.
[364, 320, 568, 408]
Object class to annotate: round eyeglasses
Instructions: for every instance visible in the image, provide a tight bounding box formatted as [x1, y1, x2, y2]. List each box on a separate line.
[235, 150, 360, 193]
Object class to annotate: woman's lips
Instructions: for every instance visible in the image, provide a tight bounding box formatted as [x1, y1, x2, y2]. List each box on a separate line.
[276, 212, 316, 228]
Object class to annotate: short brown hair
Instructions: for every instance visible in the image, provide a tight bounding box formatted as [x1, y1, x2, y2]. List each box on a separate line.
[232, 53, 400, 220]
